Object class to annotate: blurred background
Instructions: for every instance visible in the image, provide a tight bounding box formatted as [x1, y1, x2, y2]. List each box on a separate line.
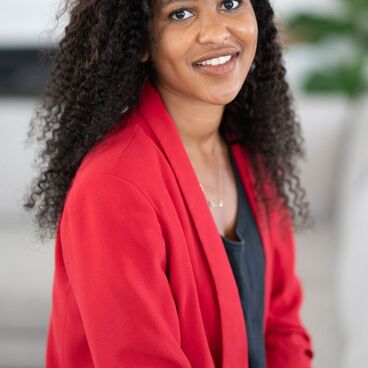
[0, 0, 367, 367]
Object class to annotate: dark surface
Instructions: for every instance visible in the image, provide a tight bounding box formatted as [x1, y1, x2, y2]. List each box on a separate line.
[0, 47, 55, 97]
[221, 146, 266, 368]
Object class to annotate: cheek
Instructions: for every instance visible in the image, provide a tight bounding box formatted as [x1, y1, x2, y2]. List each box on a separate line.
[249, 20, 258, 45]
[151, 26, 192, 69]
[233, 14, 258, 45]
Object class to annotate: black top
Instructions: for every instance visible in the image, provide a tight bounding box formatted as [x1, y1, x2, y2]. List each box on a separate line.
[220, 148, 266, 368]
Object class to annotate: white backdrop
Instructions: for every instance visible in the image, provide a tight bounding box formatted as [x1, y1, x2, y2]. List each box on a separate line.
[1, 1, 366, 367]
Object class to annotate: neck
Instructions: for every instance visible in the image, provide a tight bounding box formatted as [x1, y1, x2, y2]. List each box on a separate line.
[155, 82, 225, 159]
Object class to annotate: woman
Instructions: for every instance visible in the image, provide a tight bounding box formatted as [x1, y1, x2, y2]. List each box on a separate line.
[24, 0, 314, 366]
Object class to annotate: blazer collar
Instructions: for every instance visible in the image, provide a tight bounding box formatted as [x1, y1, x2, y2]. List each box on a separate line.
[132, 79, 272, 366]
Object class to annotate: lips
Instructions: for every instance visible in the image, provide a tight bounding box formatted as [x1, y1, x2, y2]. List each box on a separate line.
[192, 48, 240, 66]
[192, 52, 239, 77]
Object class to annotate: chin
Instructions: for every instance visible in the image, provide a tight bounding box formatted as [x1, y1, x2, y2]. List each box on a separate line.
[206, 87, 240, 106]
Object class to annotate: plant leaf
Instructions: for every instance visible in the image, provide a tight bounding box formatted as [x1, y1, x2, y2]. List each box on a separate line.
[302, 60, 367, 98]
[286, 13, 356, 43]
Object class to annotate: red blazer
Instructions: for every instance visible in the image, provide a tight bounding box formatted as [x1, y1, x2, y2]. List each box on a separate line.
[46, 80, 314, 367]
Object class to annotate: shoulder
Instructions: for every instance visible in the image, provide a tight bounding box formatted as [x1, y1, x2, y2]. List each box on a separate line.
[64, 114, 166, 211]
[239, 149, 292, 233]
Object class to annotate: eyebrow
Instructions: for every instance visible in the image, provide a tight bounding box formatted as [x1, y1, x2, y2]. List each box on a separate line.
[161, 0, 196, 8]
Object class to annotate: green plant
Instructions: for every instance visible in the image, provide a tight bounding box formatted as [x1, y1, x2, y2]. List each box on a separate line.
[285, 0, 368, 99]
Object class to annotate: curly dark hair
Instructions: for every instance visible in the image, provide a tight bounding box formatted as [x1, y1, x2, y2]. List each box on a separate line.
[24, 0, 313, 242]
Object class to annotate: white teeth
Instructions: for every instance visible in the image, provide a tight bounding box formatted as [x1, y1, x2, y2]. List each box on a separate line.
[197, 54, 232, 66]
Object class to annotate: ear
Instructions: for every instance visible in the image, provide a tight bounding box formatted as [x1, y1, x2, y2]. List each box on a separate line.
[140, 51, 149, 63]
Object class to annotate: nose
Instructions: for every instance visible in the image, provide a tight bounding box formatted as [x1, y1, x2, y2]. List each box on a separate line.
[198, 22, 231, 45]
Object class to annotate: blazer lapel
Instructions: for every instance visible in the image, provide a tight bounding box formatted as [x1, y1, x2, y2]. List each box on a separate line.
[132, 79, 272, 367]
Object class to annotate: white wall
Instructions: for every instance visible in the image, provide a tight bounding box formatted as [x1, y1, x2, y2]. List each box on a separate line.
[0, 0, 64, 47]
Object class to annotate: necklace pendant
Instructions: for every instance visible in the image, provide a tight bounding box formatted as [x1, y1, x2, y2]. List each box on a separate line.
[208, 199, 224, 208]
[199, 183, 224, 208]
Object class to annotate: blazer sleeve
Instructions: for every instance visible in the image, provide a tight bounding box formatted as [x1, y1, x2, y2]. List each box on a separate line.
[60, 173, 192, 368]
[265, 205, 315, 368]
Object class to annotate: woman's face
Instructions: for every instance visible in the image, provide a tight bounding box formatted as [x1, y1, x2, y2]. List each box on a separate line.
[143, 0, 258, 105]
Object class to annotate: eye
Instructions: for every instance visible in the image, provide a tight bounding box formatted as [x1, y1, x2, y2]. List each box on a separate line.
[220, 0, 242, 10]
[168, 0, 243, 21]
[169, 9, 194, 21]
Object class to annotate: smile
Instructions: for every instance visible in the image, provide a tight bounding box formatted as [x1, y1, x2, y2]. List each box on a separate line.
[196, 54, 233, 66]
[193, 52, 240, 77]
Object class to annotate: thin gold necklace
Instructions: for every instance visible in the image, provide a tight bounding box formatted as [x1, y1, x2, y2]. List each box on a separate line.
[199, 174, 224, 208]
[186, 145, 224, 209]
